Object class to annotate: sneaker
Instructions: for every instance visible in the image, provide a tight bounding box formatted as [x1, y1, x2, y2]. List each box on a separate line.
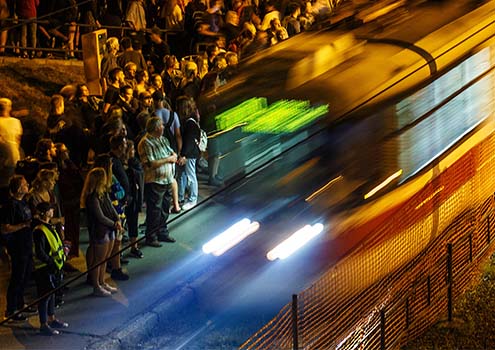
[93, 286, 111, 297]
[49, 319, 69, 328]
[182, 201, 197, 211]
[170, 206, 181, 214]
[157, 235, 176, 243]
[208, 176, 223, 187]
[111, 268, 129, 281]
[146, 240, 162, 248]
[130, 247, 144, 259]
[102, 283, 118, 294]
[55, 299, 65, 309]
[40, 324, 59, 336]
[5, 312, 28, 322]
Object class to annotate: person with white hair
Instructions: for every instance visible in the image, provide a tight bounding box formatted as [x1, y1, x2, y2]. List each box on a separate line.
[0, 98, 23, 177]
[100, 37, 121, 93]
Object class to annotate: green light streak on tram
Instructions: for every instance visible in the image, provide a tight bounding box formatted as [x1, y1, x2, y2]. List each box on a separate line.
[214, 97, 329, 133]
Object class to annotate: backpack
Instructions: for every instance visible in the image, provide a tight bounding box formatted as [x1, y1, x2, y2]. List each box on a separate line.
[162, 109, 178, 153]
[188, 118, 207, 152]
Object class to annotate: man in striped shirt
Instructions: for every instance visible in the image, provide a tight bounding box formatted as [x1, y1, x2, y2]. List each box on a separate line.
[138, 116, 177, 247]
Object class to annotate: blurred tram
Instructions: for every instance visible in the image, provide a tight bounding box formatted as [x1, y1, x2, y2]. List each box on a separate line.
[199, 1, 495, 232]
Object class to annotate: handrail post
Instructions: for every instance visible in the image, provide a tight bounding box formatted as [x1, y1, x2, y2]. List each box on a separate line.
[292, 294, 299, 350]
[447, 243, 453, 322]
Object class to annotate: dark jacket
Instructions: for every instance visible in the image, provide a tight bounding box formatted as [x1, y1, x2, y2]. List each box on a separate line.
[181, 117, 201, 159]
[85, 191, 118, 241]
[125, 156, 144, 213]
[111, 152, 130, 202]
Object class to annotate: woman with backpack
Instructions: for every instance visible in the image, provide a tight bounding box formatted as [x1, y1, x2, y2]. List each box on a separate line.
[176, 96, 201, 211]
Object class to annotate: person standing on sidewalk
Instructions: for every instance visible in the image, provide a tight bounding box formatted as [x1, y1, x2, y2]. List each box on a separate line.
[32, 201, 69, 336]
[176, 96, 200, 211]
[16, 0, 39, 58]
[138, 116, 177, 247]
[81, 167, 121, 297]
[124, 140, 144, 258]
[0, 175, 32, 322]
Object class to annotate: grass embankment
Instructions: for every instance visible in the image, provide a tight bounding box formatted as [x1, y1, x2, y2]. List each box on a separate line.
[0, 59, 84, 118]
[403, 254, 495, 349]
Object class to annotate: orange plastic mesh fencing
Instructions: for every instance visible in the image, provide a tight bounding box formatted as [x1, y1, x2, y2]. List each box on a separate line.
[240, 131, 495, 350]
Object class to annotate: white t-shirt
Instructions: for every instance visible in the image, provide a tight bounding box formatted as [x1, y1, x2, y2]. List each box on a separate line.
[0, 116, 23, 166]
[260, 10, 281, 31]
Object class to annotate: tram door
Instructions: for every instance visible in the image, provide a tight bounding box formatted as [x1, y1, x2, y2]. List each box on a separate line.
[81, 29, 107, 96]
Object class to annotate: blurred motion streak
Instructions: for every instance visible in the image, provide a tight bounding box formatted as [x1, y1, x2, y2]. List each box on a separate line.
[305, 175, 344, 202]
[363, 169, 403, 200]
[202, 219, 260, 256]
[266, 224, 325, 261]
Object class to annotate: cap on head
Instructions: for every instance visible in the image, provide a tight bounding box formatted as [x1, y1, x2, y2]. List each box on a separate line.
[36, 201, 54, 215]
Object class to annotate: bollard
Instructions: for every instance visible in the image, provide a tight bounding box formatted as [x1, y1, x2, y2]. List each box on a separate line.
[447, 243, 453, 322]
[292, 294, 299, 350]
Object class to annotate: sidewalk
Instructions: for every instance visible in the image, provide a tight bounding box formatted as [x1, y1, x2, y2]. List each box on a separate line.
[0, 173, 218, 350]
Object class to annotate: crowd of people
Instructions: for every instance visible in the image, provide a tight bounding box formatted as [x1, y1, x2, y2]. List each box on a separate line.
[0, 0, 338, 337]
[0, 0, 335, 60]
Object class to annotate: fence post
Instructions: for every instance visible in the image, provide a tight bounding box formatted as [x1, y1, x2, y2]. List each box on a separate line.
[380, 309, 386, 350]
[447, 243, 453, 322]
[427, 275, 431, 306]
[469, 232, 473, 263]
[487, 216, 491, 244]
[405, 297, 409, 330]
[292, 294, 299, 350]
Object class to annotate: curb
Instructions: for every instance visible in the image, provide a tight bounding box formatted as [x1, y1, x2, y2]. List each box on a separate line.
[86, 286, 195, 350]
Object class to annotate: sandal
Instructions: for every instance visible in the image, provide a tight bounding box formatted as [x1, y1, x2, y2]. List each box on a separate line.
[170, 207, 181, 214]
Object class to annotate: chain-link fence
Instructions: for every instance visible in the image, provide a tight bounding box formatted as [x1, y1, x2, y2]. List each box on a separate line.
[240, 129, 495, 349]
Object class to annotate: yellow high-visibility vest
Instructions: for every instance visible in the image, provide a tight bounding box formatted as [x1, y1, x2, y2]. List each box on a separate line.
[33, 224, 65, 271]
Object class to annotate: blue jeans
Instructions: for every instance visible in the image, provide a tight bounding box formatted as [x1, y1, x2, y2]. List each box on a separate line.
[144, 182, 171, 242]
[178, 158, 198, 203]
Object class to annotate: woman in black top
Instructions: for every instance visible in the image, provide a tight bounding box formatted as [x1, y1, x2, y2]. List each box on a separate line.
[124, 140, 144, 258]
[176, 96, 201, 210]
